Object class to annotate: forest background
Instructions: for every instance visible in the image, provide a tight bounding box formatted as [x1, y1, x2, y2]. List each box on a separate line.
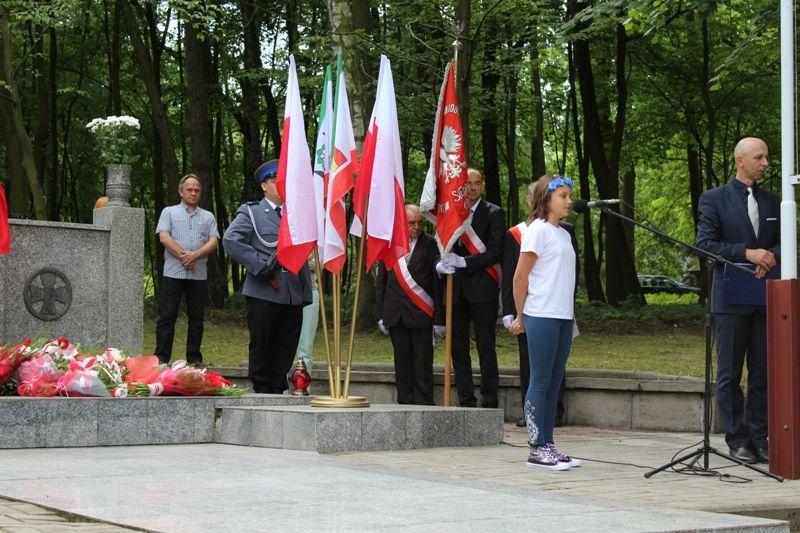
[0, 0, 784, 324]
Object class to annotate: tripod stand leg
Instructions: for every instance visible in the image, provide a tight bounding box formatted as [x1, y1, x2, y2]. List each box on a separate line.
[644, 448, 705, 478]
[708, 448, 784, 482]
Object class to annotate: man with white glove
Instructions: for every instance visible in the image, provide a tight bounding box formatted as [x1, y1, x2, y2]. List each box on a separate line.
[448, 169, 505, 408]
[375, 205, 444, 405]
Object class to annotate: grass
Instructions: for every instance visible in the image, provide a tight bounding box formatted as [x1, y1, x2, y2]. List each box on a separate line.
[143, 304, 707, 378]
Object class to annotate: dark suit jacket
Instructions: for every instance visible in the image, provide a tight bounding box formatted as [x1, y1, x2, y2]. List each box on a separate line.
[501, 220, 579, 317]
[376, 233, 444, 329]
[696, 179, 780, 314]
[451, 199, 505, 304]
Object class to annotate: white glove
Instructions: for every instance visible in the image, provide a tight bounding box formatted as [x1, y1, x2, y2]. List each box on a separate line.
[450, 255, 467, 269]
[502, 315, 514, 330]
[433, 325, 446, 339]
[436, 258, 456, 276]
[378, 319, 390, 336]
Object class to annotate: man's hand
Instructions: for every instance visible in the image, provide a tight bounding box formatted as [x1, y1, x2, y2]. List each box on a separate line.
[435, 258, 456, 276]
[180, 250, 197, 270]
[450, 255, 466, 269]
[746, 248, 777, 270]
[378, 319, 390, 336]
[755, 264, 769, 279]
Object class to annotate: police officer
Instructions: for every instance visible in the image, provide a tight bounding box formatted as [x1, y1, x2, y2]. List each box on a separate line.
[222, 160, 312, 393]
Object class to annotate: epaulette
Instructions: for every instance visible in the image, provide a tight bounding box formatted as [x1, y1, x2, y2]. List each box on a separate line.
[245, 200, 261, 206]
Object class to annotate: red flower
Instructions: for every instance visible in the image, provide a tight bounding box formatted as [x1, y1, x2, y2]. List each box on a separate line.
[204, 372, 230, 389]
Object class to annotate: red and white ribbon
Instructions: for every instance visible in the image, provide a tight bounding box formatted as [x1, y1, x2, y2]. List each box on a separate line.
[460, 225, 501, 284]
[392, 255, 434, 317]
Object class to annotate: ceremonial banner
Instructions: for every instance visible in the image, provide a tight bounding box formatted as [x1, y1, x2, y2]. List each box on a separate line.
[323, 52, 358, 274]
[419, 61, 471, 254]
[276, 55, 317, 274]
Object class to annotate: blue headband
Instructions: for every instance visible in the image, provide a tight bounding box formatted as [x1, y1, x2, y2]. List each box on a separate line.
[254, 159, 279, 185]
[547, 177, 574, 191]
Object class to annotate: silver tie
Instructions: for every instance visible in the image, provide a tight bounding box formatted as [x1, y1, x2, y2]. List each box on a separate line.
[747, 186, 759, 236]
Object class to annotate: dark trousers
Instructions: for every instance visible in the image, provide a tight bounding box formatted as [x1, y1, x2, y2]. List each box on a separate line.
[246, 296, 303, 393]
[451, 295, 499, 407]
[389, 323, 434, 405]
[518, 332, 566, 424]
[715, 311, 768, 449]
[155, 277, 207, 365]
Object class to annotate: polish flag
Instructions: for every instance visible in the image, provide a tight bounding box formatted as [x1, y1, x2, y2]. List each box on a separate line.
[419, 61, 471, 254]
[312, 64, 334, 261]
[361, 55, 409, 271]
[0, 182, 9, 254]
[323, 52, 358, 274]
[276, 55, 317, 275]
[349, 59, 386, 238]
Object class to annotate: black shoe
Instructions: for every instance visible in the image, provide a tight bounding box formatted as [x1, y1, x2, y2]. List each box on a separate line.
[755, 448, 769, 464]
[516, 418, 526, 428]
[729, 446, 757, 464]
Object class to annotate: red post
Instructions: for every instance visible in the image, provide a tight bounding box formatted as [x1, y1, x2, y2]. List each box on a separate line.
[767, 278, 800, 479]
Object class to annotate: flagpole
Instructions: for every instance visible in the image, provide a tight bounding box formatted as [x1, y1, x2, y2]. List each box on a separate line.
[333, 272, 341, 397]
[343, 201, 368, 398]
[314, 249, 336, 396]
[441, 36, 463, 408]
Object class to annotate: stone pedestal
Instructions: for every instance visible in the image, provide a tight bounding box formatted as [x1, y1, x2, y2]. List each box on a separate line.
[0, 206, 144, 350]
[218, 404, 504, 453]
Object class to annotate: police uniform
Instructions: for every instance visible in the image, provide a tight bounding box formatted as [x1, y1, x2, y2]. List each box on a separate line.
[222, 161, 312, 393]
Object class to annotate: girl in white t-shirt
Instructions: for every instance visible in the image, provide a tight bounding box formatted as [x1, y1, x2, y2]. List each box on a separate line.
[511, 175, 579, 471]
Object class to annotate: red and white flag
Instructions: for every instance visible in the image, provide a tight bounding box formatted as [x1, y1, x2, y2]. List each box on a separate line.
[359, 55, 408, 271]
[276, 55, 317, 275]
[419, 61, 471, 254]
[350, 59, 386, 238]
[0, 182, 9, 255]
[323, 52, 358, 274]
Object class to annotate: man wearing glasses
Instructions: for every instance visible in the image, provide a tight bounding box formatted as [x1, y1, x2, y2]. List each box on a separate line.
[436, 169, 505, 408]
[375, 204, 443, 405]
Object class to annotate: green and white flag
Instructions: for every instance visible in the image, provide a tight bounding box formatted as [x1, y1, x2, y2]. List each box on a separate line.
[313, 64, 333, 261]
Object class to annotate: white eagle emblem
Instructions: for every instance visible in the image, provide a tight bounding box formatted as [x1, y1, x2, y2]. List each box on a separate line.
[439, 126, 464, 184]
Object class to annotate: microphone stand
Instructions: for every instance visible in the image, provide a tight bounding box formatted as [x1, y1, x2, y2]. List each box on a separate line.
[590, 205, 783, 482]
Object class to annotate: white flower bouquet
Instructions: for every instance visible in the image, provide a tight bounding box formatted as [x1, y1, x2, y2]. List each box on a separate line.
[86, 115, 141, 166]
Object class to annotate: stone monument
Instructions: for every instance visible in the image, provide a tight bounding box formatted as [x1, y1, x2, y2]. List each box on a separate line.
[0, 180, 144, 351]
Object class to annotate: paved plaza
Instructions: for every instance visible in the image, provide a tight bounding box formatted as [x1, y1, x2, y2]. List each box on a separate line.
[0, 423, 796, 532]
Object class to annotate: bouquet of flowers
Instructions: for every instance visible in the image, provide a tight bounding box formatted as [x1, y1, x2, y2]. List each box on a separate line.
[86, 115, 141, 166]
[4, 337, 246, 398]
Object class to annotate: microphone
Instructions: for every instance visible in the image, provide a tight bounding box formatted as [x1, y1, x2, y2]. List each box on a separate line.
[572, 199, 620, 213]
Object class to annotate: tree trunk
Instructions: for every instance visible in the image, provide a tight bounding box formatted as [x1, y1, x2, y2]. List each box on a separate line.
[700, 15, 716, 190]
[480, 15, 501, 208]
[31, 22, 50, 206]
[238, 0, 263, 202]
[530, 44, 546, 179]
[568, 41, 604, 302]
[505, 56, 519, 224]
[688, 143, 706, 305]
[120, 0, 180, 203]
[456, 0, 472, 156]
[0, 8, 46, 219]
[622, 166, 635, 254]
[48, 27, 59, 220]
[572, 18, 639, 305]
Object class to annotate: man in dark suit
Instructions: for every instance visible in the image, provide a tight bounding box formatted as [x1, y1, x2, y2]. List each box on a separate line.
[437, 168, 505, 408]
[696, 137, 780, 465]
[375, 205, 443, 405]
[502, 180, 580, 426]
[223, 160, 312, 394]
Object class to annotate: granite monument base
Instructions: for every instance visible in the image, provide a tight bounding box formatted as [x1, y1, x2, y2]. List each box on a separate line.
[218, 404, 504, 453]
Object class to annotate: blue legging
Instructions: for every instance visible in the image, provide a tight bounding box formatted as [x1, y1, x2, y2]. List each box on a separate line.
[523, 315, 573, 446]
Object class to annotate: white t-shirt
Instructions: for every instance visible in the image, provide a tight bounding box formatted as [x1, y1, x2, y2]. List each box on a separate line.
[521, 218, 576, 319]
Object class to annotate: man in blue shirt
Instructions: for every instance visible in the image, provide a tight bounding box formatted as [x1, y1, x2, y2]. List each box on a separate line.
[154, 174, 219, 365]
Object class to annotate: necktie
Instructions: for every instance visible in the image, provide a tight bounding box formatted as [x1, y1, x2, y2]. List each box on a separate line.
[747, 186, 759, 236]
[275, 206, 282, 218]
